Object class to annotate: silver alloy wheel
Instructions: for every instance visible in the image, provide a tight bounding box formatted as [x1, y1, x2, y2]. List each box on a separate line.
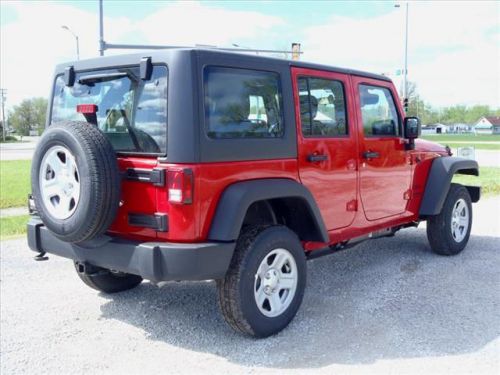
[39, 145, 81, 220]
[254, 248, 298, 318]
[451, 198, 469, 243]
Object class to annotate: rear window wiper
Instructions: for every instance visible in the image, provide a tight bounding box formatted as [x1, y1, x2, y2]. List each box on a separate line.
[78, 71, 138, 85]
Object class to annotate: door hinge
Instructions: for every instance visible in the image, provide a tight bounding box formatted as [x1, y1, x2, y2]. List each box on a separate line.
[346, 199, 358, 212]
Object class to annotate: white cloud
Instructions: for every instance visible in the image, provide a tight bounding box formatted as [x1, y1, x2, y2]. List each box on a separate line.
[135, 1, 283, 47]
[302, 1, 500, 107]
[1, 1, 498, 110]
[0, 1, 133, 109]
[0, 1, 283, 110]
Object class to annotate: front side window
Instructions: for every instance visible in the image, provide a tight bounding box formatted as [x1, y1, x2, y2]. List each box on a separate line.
[51, 66, 168, 154]
[298, 77, 348, 137]
[204, 67, 283, 139]
[359, 84, 399, 137]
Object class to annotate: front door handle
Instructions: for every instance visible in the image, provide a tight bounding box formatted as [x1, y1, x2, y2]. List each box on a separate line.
[363, 151, 380, 159]
[307, 154, 328, 162]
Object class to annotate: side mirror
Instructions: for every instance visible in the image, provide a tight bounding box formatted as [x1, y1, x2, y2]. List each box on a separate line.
[404, 116, 421, 139]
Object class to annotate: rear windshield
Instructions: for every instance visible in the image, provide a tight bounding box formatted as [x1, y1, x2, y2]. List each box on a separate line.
[51, 65, 168, 155]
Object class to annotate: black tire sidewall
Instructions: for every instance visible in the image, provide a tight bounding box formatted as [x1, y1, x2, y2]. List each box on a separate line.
[239, 227, 306, 337]
[32, 126, 94, 239]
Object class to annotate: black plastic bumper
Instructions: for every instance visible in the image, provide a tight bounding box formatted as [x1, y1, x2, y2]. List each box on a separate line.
[27, 218, 235, 282]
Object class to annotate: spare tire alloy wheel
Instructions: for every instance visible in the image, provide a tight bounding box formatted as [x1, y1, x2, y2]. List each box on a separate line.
[39, 145, 81, 220]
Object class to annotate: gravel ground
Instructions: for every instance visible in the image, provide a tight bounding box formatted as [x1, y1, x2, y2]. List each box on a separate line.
[1, 198, 499, 375]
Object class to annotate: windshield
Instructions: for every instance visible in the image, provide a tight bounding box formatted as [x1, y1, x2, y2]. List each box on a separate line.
[51, 66, 168, 154]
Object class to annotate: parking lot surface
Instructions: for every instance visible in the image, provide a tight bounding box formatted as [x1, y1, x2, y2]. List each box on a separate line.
[1, 198, 499, 374]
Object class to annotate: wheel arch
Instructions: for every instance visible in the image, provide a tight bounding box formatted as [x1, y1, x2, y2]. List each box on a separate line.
[419, 156, 480, 216]
[208, 179, 329, 243]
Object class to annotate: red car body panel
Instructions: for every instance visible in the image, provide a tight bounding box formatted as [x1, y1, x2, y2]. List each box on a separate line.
[291, 67, 359, 231]
[107, 66, 447, 255]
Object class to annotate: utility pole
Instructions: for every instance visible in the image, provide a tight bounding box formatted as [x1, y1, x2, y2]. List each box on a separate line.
[1, 88, 7, 142]
[395, 2, 409, 112]
[99, 0, 104, 56]
[403, 2, 409, 111]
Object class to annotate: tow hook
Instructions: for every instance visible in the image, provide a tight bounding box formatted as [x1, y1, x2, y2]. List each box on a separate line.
[34, 252, 49, 261]
[75, 261, 105, 276]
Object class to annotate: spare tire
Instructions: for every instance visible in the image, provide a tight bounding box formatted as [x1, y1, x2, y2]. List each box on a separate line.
[31, 121, 120, 243]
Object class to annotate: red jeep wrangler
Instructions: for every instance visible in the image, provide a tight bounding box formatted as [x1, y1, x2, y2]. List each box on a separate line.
[28, 49, 480, 337]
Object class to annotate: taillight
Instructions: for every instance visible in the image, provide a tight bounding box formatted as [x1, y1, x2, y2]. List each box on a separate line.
[167, 169, 193, 204]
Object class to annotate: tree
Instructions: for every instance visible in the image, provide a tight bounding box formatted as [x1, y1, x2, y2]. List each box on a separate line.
[9, 97, 47, 136]
[398, 80, 499, 125]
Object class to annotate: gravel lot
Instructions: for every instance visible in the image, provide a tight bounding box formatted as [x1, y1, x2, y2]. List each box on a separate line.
[1, 198, 499, 375]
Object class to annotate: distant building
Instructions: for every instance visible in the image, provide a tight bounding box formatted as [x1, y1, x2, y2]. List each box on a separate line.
[448, 123, 473, 133]
[474, 116, 500, 134]
[421, 123, 448, 134]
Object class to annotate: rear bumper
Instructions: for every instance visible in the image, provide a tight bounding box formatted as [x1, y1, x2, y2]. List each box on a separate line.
[27, 218, 235, 282]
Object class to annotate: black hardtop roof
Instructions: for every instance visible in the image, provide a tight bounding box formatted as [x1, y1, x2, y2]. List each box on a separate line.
[56, 47, 391, 83]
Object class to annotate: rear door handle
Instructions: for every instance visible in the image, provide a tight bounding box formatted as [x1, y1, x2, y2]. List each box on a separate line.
[363, 151, 380, 159]
[307, 154, 328, 162]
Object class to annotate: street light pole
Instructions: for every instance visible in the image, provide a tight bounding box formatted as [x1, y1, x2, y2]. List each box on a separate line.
[99, 0, 104, 56]
[403, 2, 409, 110]
[395, 2, 409, 111]
[1, 89, 6, 142]
[61, 25, 80, 60]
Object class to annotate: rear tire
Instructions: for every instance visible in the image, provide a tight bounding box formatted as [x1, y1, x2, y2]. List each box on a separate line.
[217, 225, 306, 338]
[427, 183, 472, 256]
[74, 262, 143, 294]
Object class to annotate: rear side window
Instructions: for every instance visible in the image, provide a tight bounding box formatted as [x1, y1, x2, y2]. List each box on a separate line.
[51, 66, 168, 154]
[359, 84, 400, 137]
[204, 67, 283, 139]
[298, 77, 348, 137]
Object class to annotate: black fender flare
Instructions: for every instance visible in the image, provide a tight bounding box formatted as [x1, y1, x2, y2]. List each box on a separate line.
[208, 178, 329, 242]
[419, 157, 479, 216]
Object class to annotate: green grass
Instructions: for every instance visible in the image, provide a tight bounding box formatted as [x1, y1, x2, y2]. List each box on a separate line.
[422, 134, 500, 142]
[0, 160, 31, 209]
[0, 214, 30, 240]
[452, 167, 500, 196]
[0, 135, 20, 143]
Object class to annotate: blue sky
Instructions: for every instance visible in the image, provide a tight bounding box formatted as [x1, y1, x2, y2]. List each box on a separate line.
[1, 1, 499, 110]
[1, 1, 392, 24]
[1, 1, 395, 48]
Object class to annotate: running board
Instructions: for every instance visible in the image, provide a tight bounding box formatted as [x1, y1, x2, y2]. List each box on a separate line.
[306, 226, 408, 260]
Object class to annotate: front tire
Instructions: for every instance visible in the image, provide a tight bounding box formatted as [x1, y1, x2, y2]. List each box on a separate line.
[427, 183, 472, 256]
[217, 225, 306, 338]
